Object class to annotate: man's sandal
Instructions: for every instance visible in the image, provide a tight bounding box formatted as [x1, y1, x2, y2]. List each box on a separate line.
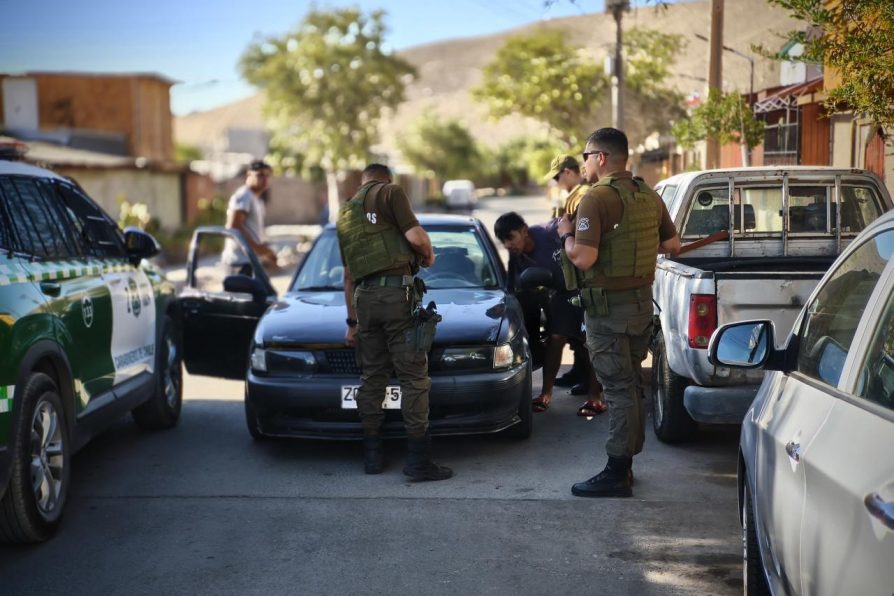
[576, 400, 608, 418]
[532, 395, 551, 413]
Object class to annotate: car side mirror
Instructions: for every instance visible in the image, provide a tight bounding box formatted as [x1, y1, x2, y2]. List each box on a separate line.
[224, 274, 269, 302]
[708, 320, 776, 369]
[123, 227, 160, 265]
[519, 267, 552, 290]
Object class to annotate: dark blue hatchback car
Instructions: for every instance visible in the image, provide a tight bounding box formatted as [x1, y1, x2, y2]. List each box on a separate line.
[180, 215, 534, 440]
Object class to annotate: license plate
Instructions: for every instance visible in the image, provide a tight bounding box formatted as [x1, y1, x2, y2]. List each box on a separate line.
[341, 385, 402, 410]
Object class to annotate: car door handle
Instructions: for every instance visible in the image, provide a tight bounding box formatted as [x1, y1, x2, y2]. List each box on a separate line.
[864, 493, 894, 531]
[39, 281, 61, 297]
[785, 441, 801, 463]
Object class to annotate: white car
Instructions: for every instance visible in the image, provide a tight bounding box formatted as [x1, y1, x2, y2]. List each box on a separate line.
[442, 179, 477, 210]
[710, 210, 894, 595]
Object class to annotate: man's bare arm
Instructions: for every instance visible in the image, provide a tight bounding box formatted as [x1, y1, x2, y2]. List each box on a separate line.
[226, 210, 276, 261]
[404, 225, 435, 267]
[563, 238, 599, 270]
[659, 235, 682, 256]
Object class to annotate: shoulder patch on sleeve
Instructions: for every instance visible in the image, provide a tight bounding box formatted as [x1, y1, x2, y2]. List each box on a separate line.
[577, 217, 590, 232]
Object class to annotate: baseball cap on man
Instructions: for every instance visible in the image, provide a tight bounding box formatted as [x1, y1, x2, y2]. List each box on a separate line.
[543, 153, 578, 182]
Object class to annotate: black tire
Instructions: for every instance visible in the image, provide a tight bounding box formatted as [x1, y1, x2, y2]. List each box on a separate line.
[0, 373, 71, 543]
[505, 363, 533, 439]
[743, 481, 772, 596]
[133, 315, 183, 430]
[244, 398, 267, 441]
[651, 335, 698, 443]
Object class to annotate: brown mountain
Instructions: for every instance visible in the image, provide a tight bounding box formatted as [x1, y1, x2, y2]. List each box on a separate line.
[174, 0, 801, 157]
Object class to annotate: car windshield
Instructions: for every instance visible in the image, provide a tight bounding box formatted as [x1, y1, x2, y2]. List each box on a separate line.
[291, 225, 499, 291]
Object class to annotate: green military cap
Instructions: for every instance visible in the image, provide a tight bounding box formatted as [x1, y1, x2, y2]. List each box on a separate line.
[543, 153, 579, 183]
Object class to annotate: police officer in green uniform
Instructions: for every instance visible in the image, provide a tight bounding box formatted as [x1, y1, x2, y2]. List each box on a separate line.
[337, 163, 452, 481]
[558, 129, 681, 498]
[545, 154, 607, 413]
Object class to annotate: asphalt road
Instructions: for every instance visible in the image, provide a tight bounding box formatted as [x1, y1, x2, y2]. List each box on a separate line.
[0, 196, 743, 595]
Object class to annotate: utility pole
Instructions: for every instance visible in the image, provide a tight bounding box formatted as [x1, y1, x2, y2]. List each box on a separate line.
[606, 0, 629, 131]
[705, 0, 724, 169]
[695, 32, 755, 166]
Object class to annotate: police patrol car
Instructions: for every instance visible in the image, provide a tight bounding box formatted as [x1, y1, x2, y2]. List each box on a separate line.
[0, 161, 181, 542]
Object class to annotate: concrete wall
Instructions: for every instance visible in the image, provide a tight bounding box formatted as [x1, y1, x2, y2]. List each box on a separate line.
[57, 167, 183, 231]
[184, 172, 217, 225]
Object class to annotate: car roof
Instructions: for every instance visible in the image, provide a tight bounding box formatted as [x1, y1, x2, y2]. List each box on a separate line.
[323, 213, 480, 230]
[0, 160, 66, 181]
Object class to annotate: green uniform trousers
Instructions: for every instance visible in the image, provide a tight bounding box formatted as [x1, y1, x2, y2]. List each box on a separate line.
[584, 293, 653, 459]
[354, 284, 431, 438]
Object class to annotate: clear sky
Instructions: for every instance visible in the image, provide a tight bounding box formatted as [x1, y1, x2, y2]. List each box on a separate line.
[0, 0, 652, 116]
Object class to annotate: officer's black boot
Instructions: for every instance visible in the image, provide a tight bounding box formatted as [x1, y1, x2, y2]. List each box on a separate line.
[403, 435, 453, 482]
[363, 436, 385, 475]
[571, 456, 633, 498]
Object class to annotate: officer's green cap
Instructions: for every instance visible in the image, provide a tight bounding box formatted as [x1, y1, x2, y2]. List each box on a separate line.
[543, 153, 579, 183]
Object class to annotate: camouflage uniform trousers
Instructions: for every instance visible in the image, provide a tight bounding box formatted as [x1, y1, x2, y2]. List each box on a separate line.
[354, 284, 431, 438]
[584, 293, 653, 459]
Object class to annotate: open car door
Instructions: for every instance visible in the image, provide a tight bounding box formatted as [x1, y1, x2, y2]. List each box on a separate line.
[177, 226, 277, 379]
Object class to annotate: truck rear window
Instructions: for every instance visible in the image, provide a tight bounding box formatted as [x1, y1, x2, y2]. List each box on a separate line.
[682, 182, 886, 238]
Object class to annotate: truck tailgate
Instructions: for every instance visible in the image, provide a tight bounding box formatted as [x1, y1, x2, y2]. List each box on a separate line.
[715, 271, 824, 343]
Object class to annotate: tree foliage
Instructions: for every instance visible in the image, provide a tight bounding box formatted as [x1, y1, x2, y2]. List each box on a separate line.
[239, 7, 415, 215]
[397, 110, 482, 181]
[624, 27, 685, 97]
[472, 27, 685, 150]
[472, 29, 607, 149]
[766, 0, 894, 127]
[672, 88, 765, 150]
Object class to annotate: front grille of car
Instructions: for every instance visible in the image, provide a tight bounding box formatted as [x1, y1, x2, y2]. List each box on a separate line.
[323, 350, 361, 375]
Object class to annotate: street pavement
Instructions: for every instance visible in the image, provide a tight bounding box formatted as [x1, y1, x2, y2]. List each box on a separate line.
[0, 196, 743, 595]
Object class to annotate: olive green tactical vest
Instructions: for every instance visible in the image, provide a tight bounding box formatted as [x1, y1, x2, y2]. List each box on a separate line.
[581, 176, 660, 286]
[336, 182, 416, 282]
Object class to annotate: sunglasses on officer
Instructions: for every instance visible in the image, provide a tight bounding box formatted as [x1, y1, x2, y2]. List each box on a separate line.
[582, 150, 609, 162]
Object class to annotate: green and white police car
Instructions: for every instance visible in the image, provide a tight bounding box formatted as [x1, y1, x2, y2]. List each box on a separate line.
[0, 161, 182, 542]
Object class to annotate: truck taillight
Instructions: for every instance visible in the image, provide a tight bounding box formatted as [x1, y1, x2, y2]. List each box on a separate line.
[688, 294, 717, 349]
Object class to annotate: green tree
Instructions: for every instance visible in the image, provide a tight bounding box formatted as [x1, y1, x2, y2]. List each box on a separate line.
[397, 110, 482, 181]
[239, 8, 416, 221]
[472, 29, 607, 149]
[472, 27, 685, 150]
[764, 0, 894, 128]
[671, 88, 765, 162]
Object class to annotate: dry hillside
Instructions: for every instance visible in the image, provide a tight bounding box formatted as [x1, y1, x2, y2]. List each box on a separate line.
[175, 0, 802, 158]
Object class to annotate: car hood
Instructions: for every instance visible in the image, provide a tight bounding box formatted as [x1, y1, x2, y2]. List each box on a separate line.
[258, 288, 510, 347]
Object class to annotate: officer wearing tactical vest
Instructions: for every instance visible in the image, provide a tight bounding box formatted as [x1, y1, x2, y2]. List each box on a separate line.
[558, 128, 680, 498]
[337, 163, 452, 481]
[544, 154, 607, 415]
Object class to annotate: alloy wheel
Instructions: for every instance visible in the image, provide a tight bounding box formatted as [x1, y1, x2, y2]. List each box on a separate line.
[29, 399, 65, 516]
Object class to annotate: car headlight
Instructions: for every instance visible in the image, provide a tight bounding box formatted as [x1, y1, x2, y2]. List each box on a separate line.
[440, 347, 491, 370]
[262, 349, 317, 375]
[250, 347, 268, 372]
[494, 342, 514, 369]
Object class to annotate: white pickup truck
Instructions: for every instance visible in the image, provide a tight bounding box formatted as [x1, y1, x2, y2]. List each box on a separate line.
[650, 166, 893, 442]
